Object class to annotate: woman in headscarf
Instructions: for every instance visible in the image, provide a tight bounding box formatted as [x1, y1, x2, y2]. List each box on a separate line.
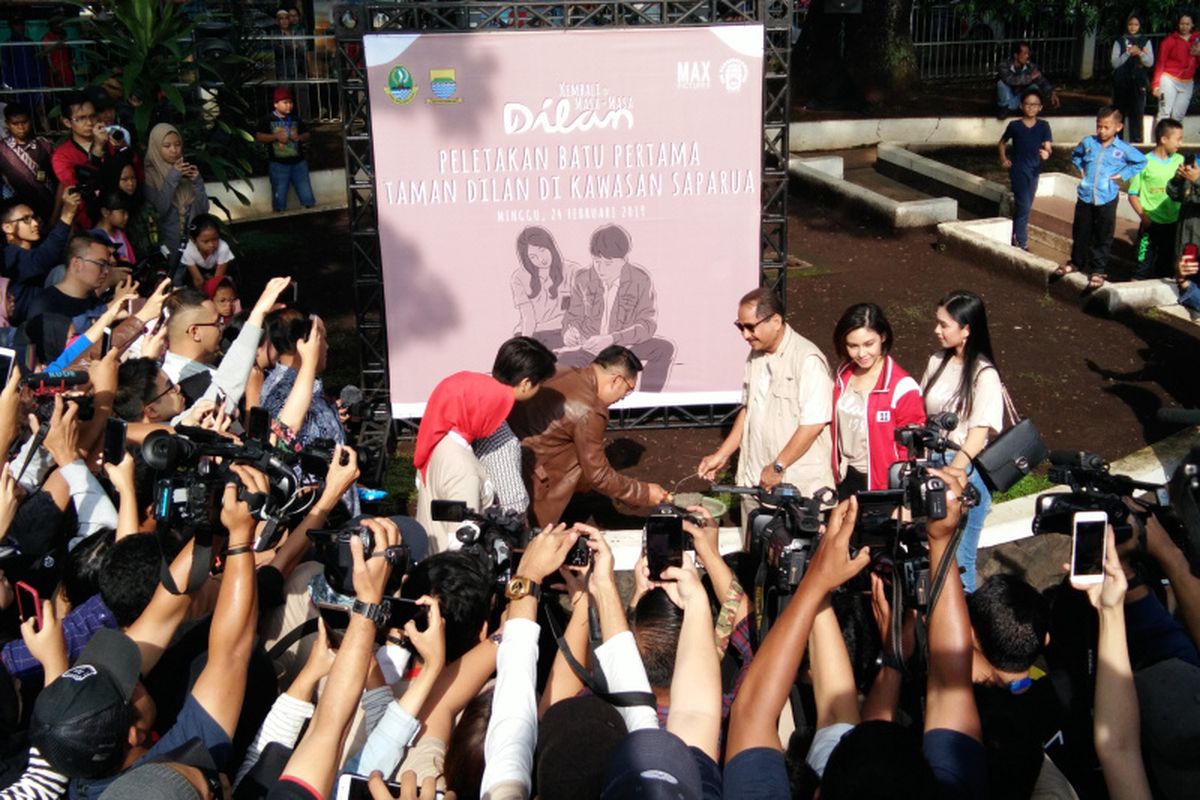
[1112, 12, 1155, 143]
[142, 122, 209, 256]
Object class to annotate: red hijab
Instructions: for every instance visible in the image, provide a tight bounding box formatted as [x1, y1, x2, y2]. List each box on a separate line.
[413, 371, 515, 480]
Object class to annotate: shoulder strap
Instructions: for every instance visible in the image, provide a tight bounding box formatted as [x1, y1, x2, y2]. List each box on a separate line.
[540, 599, 657, 709]
[977, 364, 1019, 427]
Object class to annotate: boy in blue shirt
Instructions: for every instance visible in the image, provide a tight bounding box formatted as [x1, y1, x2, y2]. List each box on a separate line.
[998, 87, 1053, 250]
[1057, 106, 1147, 290]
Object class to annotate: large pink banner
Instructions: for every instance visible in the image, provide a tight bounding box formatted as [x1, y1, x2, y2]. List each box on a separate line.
[363, 27, 764, 417]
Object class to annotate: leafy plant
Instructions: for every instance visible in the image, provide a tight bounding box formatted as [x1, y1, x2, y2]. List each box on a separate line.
[79, 0, 257, 205]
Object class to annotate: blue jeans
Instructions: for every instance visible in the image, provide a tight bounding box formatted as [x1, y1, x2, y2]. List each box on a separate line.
[1180, 280, 1200, 311]
[268, 160, 316, 211]
[996, 80, 1021, 110]
[1010, 167, 1039, 248]
[928, 451, 991, 593]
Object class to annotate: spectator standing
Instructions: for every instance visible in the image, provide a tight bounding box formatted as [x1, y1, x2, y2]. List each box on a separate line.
[1112, 13, 1155, 143]
[998, 88, 1053, 251]
[0, 103, 57, 225]
[1129, 118, 1184, 279]
[272, 8, 312, 121]
[1152, 11, 1200, 125]
[255, 88, 315, 213]
[1, 188, 80, 323]
[997, 42, 1060, 118]
[40, 16, 75, 89]
[143, 123, 209, 255]
[1058, 107, 1147, 290]
[102, 156, 155, 260]
[50, 92, 112, 230]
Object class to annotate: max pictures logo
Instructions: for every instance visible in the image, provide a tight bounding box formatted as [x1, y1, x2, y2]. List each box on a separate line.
[427, 69, 463, 104]
[386, 65, 416, 105]
[676, 58, 749, 92]
[719, 59, 749, 92]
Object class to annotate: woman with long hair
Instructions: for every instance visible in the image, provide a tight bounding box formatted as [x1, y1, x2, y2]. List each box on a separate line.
[1112, 12, 1154, 143]
[830, 303, 925, 498]
[510, 225, 577, 350]
[101, 156, 155, 260]
[920, 290, 1005, 592]
[143, 122, 209, 255]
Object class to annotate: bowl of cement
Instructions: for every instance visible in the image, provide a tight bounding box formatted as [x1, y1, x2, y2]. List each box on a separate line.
[673, 492, 728, 520]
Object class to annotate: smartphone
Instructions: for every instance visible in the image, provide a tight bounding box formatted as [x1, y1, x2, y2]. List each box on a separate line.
[290, 280, 300, 305]
[334, 773, 402, 800]
[15, 581, 41, 631]
[316, 603, 351, 648]
[430, 499, 469, 523]
[382, 596, 429, 631]
[100, 327, 113, 358]
[248, 406, 271, 443]
[1070, 510, 1108, 585]
[565, 533, 592, 567]
[1186, 243, 1199, 261]
[0, 346, 15, 387]
[103, 417, 127, 464]
[645, 513, 684, 580]
[1186, 153, 1196, 168]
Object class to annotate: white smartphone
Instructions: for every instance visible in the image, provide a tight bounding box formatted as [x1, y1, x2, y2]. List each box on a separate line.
[1070, 511, 1108, 585]
[0, 346, 15, 386]
[334, 773, 402, 800]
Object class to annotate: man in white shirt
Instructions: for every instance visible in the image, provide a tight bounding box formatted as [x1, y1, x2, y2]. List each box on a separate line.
[698, 287, 835, 519]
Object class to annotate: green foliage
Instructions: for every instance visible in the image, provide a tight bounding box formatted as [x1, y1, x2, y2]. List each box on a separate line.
[992, 470, 1055, 503]
[956, 0, 1180, 32]
[79, 0, 257, 205]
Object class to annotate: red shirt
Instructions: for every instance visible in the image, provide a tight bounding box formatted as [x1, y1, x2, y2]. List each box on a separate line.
[51, 138, 98, 228]
[1153, 32, 1200, 86]
[831, 356, 926, 491]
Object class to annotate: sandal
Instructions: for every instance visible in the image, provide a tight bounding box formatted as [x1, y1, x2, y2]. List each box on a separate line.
[1050, 263, 1076, 282]
[1085, 273, 1106, 291]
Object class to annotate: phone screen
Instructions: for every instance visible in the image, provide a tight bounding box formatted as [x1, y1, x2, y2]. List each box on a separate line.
[248, 406, 271, 443]
[1072, 517, 1106, 577]
[100, 327, 112, 358]
[0, 348, 14, 387]
[383, 597, 428, 631]
[15, 582, 41, 630]
[103, 417, 127, 464]
[317, 604, 351, 648]
[430, 500, 469, 523]
[645, 515, 684, 579]
[335, 774, 402, 800]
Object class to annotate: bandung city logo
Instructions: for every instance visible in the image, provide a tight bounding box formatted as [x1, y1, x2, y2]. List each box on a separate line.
[719, 59, 749, 93]
[427, 69, 463, 104]
[504, 81, 634, 135]
[386, 65, 416, 104]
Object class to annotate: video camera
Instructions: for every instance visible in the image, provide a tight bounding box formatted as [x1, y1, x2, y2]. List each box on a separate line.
[1031, 450, 1167, 543]
[431, 500, 535, 586]
[143, 425, 334, 549]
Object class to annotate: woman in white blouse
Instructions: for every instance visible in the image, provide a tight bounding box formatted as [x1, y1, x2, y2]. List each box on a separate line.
[510, 226, 577, 351]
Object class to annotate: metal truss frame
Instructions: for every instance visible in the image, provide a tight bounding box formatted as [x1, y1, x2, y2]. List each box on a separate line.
[333, 0, 790, 474]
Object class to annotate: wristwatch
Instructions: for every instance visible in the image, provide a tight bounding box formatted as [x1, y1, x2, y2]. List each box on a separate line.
[772, 462, 785, 474]
[505, 575, 541, 602]
[351, 599, 389, 627]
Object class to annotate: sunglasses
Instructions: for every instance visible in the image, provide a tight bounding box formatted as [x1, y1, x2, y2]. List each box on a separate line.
[733, 315, 775, 334]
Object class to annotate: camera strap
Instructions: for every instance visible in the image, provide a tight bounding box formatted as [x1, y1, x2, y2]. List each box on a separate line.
[540, 599, 656, 709]
[157, 523, 214, 596]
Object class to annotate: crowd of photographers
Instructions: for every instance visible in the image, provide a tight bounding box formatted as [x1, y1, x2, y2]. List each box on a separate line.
[0, 259, 1193, 800]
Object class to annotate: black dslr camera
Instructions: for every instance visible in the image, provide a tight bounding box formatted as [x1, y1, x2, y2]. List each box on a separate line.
[307, 524, 410, 597]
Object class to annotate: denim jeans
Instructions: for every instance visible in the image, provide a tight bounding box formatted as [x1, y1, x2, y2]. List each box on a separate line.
[1010, 167, 1039, 248]
[268, 159, 316, 211]
[996, 80, 1021, 110]
[927, 451, 991, 593]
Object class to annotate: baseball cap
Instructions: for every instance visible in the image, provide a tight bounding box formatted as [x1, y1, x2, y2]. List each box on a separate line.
[601, 729, 703, 800]
[1136, 658, 1200, 800]
[536, 696, 628, 799]
[273, 86, 293, 103]
[29, 629, 142, 778]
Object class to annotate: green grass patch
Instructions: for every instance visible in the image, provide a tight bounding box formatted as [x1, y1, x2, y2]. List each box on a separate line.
[787, 263, 842, 279]
[992, 471, 1055, 503]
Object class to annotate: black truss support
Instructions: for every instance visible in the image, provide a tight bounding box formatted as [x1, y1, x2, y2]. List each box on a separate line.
[334, 1, 790, 466]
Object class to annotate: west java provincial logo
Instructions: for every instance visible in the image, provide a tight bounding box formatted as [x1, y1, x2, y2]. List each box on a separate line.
[386, 65, 416, 104]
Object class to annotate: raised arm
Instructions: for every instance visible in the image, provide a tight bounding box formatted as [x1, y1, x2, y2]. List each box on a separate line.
[662, 561, 722, 760]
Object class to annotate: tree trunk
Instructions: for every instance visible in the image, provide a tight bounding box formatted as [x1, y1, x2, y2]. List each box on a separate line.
[799, 0, 920, 105]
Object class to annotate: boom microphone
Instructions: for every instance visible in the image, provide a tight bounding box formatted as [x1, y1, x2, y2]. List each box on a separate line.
[1048, 450, 1107, 471]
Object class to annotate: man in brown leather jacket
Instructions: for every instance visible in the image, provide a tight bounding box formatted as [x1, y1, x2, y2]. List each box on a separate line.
[509, 345, 670, 526]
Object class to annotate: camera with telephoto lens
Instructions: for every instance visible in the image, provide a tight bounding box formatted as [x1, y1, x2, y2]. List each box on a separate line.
[306, 524, 410, 597]
[431, 500, 535, 586]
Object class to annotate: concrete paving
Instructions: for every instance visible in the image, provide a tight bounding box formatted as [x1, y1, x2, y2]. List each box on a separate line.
[788, 156, 958, 228]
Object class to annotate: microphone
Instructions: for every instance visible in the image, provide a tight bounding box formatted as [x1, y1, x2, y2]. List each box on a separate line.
[1157, 408, 1200, 426]
[1048, 450, 1107, 471]
[22, 371, 89, 389]
[928, 411, 959, 431]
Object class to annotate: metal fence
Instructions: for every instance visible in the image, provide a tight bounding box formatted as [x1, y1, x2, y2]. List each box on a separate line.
[0, 33, 341, 135]
[909, 3, 1080, 81]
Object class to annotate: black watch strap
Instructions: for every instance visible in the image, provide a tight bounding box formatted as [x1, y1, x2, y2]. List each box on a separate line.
[352, 599, 388, 627]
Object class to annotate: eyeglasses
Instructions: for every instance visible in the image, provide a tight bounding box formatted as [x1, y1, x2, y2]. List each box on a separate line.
[70, 113, 96, 123]
[79, 257, 113, 270]
[733, 315, 774, 334]
[190, 320, 222, 331]
[148, 378, 180, 405]
[6, 214, 35, 225]
[616, 374, 636, 396]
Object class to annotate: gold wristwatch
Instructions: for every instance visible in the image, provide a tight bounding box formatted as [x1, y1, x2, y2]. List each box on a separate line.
[505, 575, 541, 601]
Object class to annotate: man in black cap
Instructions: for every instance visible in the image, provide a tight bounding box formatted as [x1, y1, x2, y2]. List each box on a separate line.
[29, 470, 266, 798]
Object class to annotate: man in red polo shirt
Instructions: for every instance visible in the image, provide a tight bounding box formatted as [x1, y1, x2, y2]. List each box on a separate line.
[50, 91, 112, 230]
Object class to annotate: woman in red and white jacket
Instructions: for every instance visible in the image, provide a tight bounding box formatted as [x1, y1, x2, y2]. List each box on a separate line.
[830, 303, 926, 498]
[1152, 11, 1200, 124]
